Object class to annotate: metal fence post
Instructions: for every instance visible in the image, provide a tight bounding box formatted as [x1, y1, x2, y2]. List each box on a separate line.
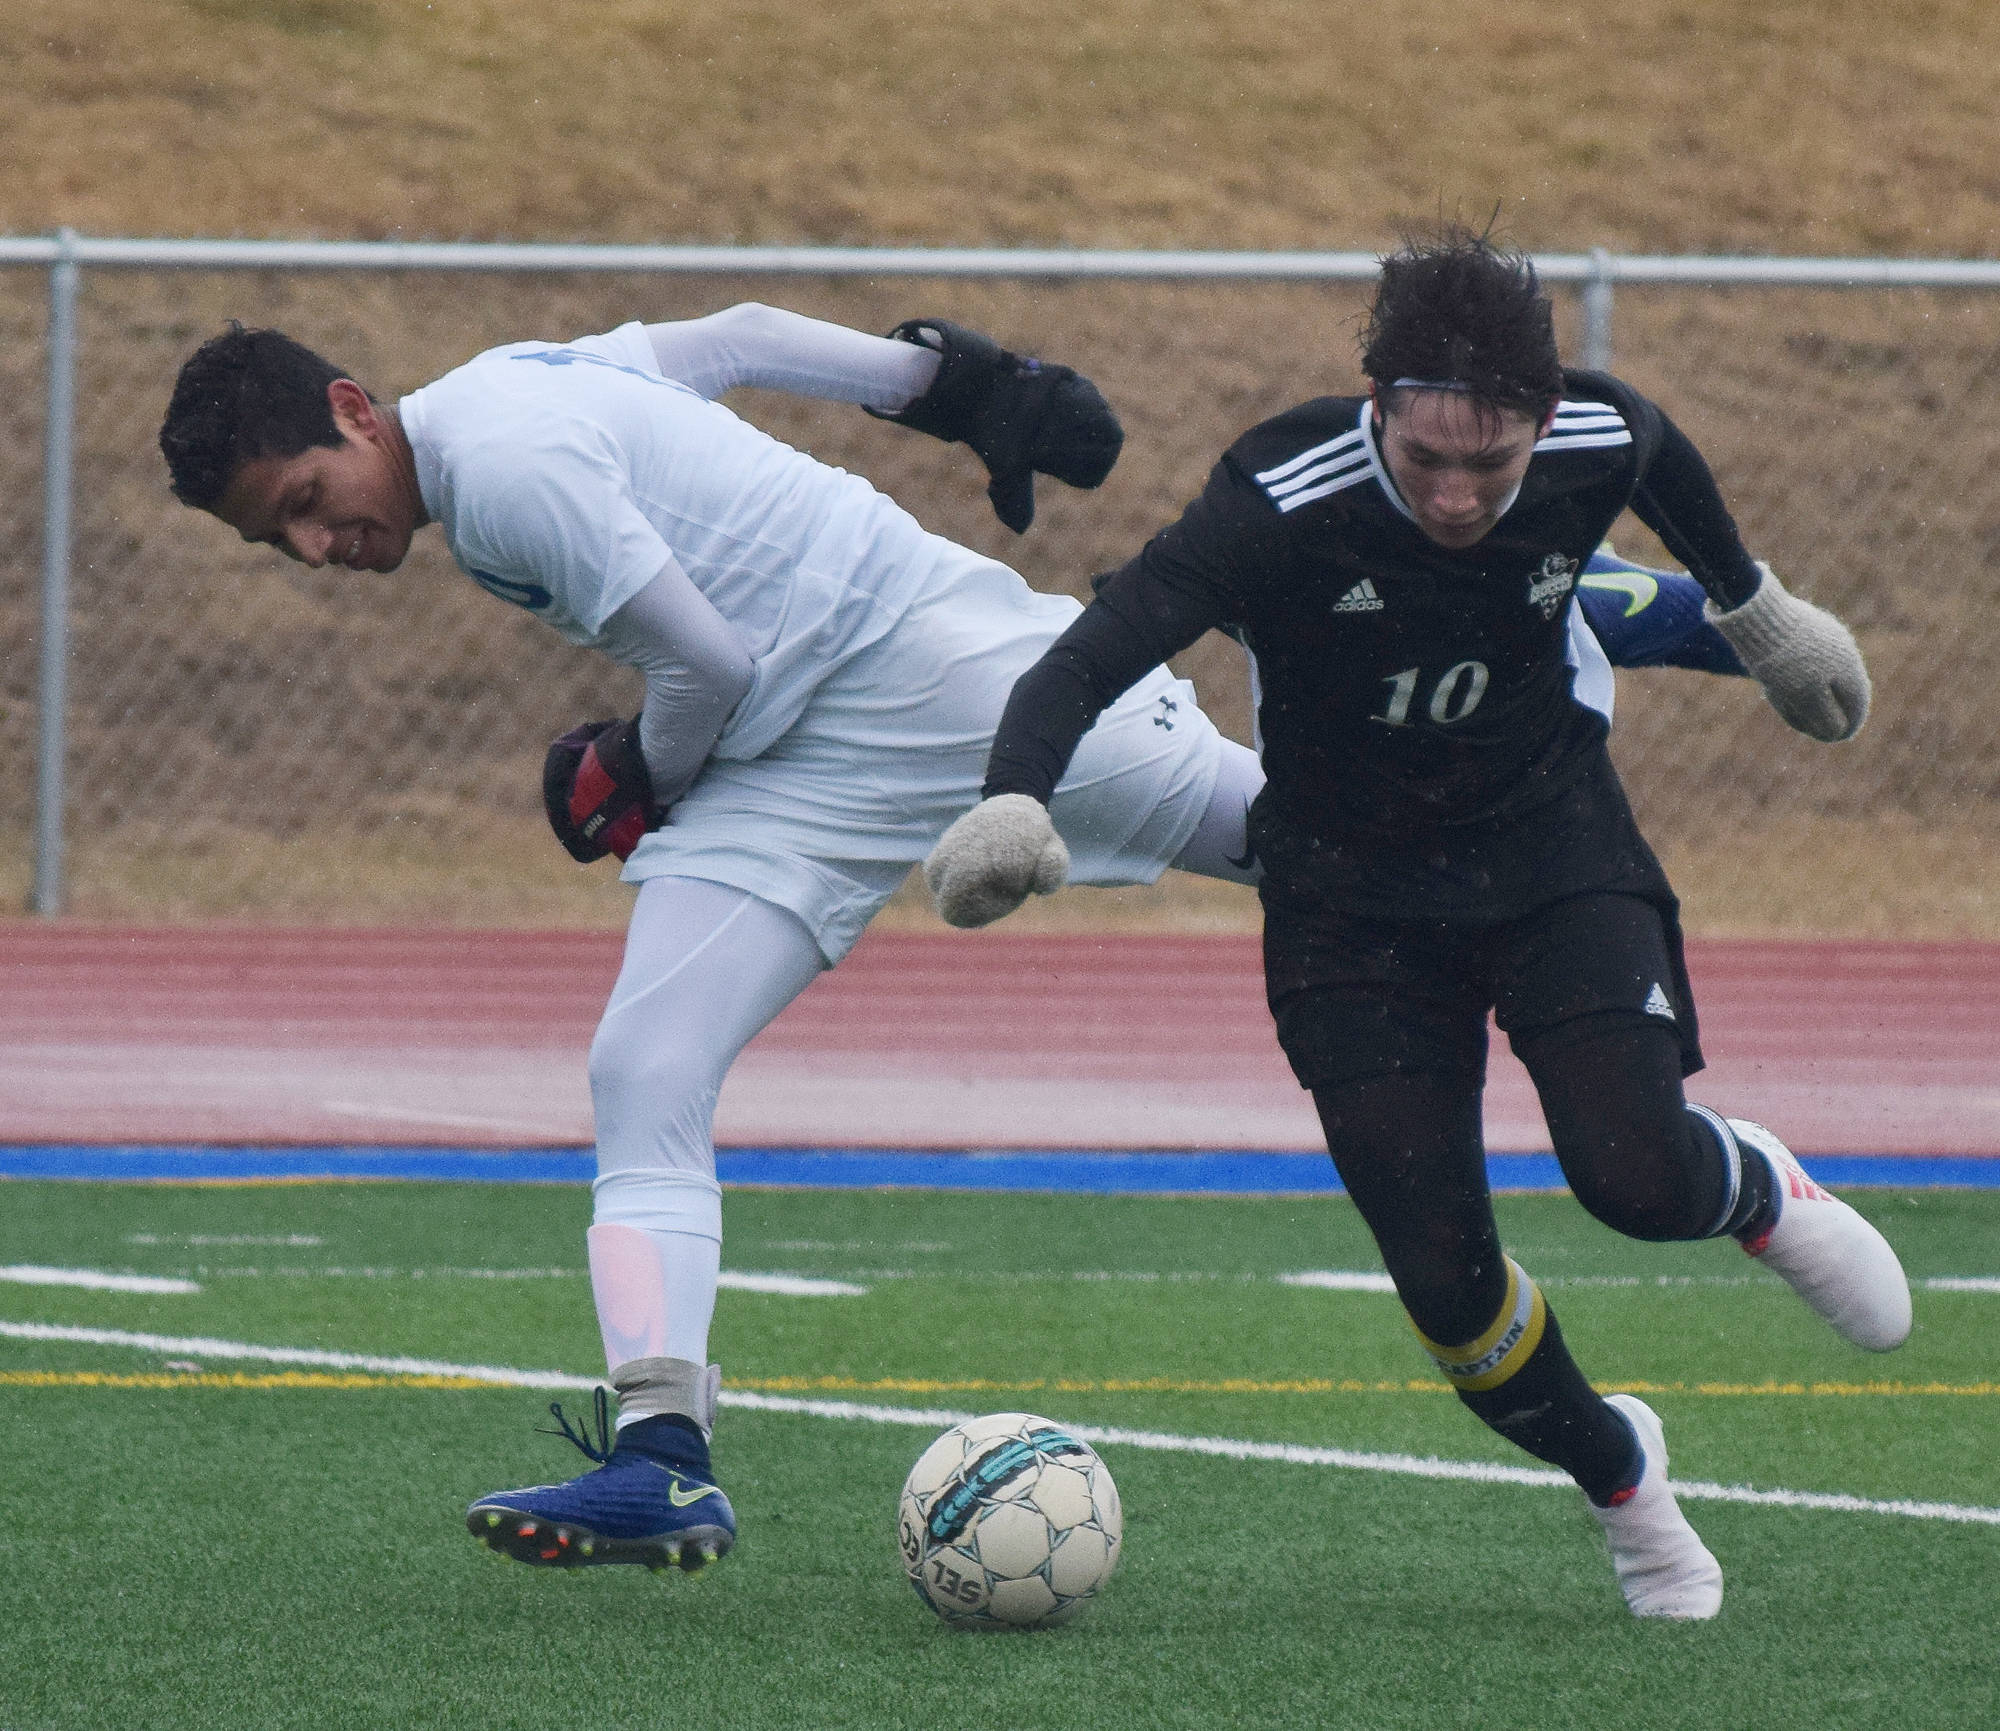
[1580, 246, 1614, 372]
[33, 228, 79, 916]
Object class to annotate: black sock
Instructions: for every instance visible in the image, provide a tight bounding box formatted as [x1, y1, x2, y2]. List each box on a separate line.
[1729, 1151, 1777, 1242]
[1457, 1309, 1642, 1505]
[1687, 1109, 1776, 1241]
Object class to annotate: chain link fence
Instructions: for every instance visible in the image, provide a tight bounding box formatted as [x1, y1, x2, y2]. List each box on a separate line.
[3, 248, 1996, 933]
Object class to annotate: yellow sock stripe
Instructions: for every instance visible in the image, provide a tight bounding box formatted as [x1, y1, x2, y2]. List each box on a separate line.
[1411, 1258, 1548, 1392]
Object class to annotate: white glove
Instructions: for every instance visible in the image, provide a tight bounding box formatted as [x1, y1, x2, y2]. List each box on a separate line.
[1706, 563, 1871, 742]
[923, 794, 1070, 928]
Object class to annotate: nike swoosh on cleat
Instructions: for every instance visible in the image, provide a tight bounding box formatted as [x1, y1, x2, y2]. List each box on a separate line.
[666, 1478, 722, 1508]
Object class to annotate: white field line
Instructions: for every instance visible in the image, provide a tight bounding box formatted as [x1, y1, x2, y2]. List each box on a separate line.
[1279, 1269, 1791, 1293]
[320, 1100, 578, 1135]
[1285, 1271, 2000, 1294]
[0, 1266, 200, 1295]
[1, 1264, 863, 1296]
[0, 1322, 597, 1391]
[720, 1271, 869, 1297]
[23, 1257, 1991, 1298]
[7, 1321, 1996, 1528]
[728, 1395, 2000, 1525]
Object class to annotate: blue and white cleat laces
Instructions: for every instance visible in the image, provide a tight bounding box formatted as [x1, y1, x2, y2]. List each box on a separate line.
[467, 1390, 736, 1573]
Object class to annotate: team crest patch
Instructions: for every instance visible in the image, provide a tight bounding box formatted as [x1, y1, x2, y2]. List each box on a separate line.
[1526, 553, 1578, 619]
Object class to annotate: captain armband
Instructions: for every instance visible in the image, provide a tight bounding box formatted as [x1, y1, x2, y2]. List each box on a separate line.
[1411, 1257, 1548, 1392]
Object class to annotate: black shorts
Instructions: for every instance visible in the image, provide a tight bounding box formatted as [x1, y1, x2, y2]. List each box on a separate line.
[1263, 890, 1703, 1093]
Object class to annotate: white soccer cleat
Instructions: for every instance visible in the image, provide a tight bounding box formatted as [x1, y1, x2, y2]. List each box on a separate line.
[1589, 1395, 1723, 1621]
[1729, 1118, 1912, 1352]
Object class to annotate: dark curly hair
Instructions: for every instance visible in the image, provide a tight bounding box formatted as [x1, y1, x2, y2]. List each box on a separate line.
[1360, 228, 1563, 419]
[159, 323, 362, 509]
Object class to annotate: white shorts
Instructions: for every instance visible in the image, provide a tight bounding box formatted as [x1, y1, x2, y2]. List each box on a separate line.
[621, 549, 1224, 962]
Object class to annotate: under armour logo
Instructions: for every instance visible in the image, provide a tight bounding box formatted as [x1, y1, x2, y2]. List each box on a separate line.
[1153, 696, 1178, 731]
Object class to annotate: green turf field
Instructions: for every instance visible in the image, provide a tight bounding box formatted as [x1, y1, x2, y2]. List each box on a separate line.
[2, 1179, 1996, 1731]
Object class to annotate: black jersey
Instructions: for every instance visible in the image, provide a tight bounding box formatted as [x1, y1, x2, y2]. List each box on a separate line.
[1208, 378, 1666, 836]
[983, 370, 1763, 920]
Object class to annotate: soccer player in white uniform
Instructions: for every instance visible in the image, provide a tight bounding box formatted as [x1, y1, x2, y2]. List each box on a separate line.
[160, 304, 1262, 1571]
[160, 301, 1754, 1580]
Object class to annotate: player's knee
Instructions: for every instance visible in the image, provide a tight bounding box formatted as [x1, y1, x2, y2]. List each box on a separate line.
[1549, 1089, 1715, 1239]
[1520, 1012, 1713, 1240]
[1562, 1150, 1711, 1242]
[590, 1016, 715, 1107]
[587, 1020, 728, 1175]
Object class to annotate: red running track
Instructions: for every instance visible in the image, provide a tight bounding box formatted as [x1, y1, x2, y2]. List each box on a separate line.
[0, 925, 1994, 1155]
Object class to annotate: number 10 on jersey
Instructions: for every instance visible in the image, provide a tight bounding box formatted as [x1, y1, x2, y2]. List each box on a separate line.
[1376, 661, 1490, 727]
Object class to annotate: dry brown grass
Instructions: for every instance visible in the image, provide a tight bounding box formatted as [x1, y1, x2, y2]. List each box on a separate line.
[5, 1, 1999, 937]
[8, 0, 2000, 255]
[5, 811, 1990, 938]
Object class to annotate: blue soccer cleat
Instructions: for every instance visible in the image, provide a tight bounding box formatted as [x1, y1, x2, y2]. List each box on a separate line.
[467, 1389, 736, 1573]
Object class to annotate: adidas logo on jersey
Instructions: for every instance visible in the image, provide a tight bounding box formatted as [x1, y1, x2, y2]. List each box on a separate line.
[1333, 579, 1384, 614]
[1643, 983, 1676, 1020]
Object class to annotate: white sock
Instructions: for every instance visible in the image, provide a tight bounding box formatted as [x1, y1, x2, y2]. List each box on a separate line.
[587, 1222, 722, 1426]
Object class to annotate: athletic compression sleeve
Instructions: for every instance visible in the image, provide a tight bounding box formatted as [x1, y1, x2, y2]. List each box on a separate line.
[595, 559, 755, 807]
[644, 303, 940, 409]
[1628, 413, 1765, 610]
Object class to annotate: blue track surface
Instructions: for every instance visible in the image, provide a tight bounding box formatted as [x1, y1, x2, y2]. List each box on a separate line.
[2, 1144, 1996, 1192]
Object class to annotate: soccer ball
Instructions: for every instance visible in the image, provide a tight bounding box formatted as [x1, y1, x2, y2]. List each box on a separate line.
[897, 1412, 1122, 1629]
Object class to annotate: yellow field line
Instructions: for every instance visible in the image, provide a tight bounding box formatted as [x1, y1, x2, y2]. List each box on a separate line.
[0, 1370, 497, 1390]
[6, 1369, 1994, 1398]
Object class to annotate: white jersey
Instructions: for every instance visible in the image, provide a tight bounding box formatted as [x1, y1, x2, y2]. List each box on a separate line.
[398, 322, 955, 764]
[397, 309, 1228, 964]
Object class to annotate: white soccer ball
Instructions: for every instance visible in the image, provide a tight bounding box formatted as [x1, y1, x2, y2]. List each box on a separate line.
[897, 1412, 1122, 1630]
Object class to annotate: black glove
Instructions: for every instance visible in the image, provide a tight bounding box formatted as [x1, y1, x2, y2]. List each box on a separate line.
[867, 319, 1123, 532]
[542, 717, 660, 863]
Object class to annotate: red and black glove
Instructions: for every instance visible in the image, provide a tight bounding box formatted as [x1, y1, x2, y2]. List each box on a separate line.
[542, 717, 661, 863]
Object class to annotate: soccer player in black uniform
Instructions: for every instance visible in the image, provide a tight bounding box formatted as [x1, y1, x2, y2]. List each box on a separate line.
[925, 231, 1912, 1620]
